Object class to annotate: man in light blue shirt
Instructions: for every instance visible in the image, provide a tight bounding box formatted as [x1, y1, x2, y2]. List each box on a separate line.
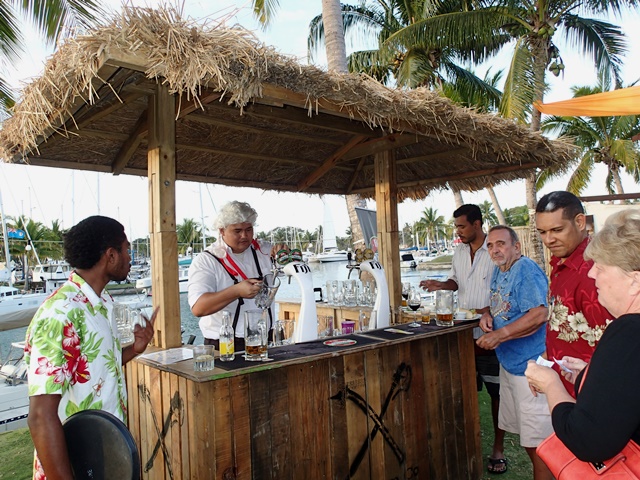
[478, 225, 552, 480]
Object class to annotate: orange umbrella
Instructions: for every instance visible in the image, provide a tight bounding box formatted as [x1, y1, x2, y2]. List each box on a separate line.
[534, 86, 640, 117]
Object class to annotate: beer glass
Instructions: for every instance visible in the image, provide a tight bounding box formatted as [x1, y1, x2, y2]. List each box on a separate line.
[244, 309, 268, 361]
[435, 290, 454, 326]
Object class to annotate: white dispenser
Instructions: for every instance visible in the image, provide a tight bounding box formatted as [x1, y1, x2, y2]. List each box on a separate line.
[359, 260, 390, 328]
[283, 261, 318, 343]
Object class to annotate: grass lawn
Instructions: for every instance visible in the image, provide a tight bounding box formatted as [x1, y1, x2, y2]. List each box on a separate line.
[0, 427, 32, 480]
[478, 388, 533, 479]
[1, 389, 534, 479]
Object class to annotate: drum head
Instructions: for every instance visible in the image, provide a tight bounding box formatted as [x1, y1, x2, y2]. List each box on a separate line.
[62, 410, 140, 480]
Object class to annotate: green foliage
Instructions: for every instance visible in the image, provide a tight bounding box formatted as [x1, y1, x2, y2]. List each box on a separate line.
[0, 0, 105, 116]
[415, 207, 447, 245]
[479, 200, 498, 226]
[540, 82, 640, 195]
[308, 0, 506, 99]
[504, 205, 529, 226]
[176, 218, 203, 254]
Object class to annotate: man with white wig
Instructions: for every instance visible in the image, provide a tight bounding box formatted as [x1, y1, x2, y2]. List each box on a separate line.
[188, 201, 282, 350]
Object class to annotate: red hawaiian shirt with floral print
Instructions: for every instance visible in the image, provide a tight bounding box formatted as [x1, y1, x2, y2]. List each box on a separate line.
[547, 237, 613, 396]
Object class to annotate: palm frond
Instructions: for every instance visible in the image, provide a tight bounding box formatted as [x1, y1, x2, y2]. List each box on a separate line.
[251, 0, 281, 28]
[0, 2, 22, 60]
[565, 152, 594, 195]
[499, 37, 535, 122]
[561, 15, 627, 87]
[347, 48, 394, 84]
[20, 0, 105, 43]
[440, 62, 502, 110]
[383, 10, 514, 63]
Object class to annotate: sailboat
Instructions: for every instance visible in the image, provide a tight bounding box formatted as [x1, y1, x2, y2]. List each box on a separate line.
[316, 200, 348, 263]
[0, 190, 54, 330]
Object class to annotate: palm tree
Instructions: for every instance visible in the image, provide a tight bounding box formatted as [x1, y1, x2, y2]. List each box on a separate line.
[308, 0, 503, 100]
[479, 200, 499, 226]
[176, 218, 202, 255]
[0, 1, 104, 113]
[415, 207, 446, 248]
[539, 84, 640, 195]
[443, 68, 508, 223]
[376, 0, 635, 263]
[504, 205, 529, 226]
[251, 0, 368, 248]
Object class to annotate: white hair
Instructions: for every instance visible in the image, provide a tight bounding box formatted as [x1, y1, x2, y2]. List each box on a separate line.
[213, 201, 258, 229]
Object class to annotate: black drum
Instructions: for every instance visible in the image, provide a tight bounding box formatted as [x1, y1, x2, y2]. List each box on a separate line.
[62, 410, 140, 480]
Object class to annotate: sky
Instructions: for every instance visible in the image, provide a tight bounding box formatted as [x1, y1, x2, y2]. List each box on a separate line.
[0, 0, 639, 242]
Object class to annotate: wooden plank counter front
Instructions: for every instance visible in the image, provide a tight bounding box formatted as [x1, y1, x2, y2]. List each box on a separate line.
[125, 323, 482, 480]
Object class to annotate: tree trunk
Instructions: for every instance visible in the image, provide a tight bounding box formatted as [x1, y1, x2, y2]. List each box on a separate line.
[486, 185, 506, 224]
[526, 38, 551, 268]
[321, 0, 362, 246]
[321, 0, 348, 73]
[612, 166, 625, 195]
[451, 187, 464, 209]
[346, 194, 367, 247]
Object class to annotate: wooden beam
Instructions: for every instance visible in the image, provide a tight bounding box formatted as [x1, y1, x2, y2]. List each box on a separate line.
[346, 156, 367, 193]
[374, 149, 401, 311]
[396, 147, 468, 165]
[244, 103, 377, 137]
[176, 142, 347, 169]
[175, 90, 222, 118]
[112, 110, 148, 175]
[580, 192, 640, 202]
[296, 135, 367, 191]
[342, 134, 421, 161]
[147, 84, 181, 349]
[186, 112, 344, 145]
[402, 162, 540, 186]
[349, 162, 540, 195]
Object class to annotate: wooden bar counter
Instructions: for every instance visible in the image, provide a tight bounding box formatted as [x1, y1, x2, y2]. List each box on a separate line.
[125, 321, 482, 480]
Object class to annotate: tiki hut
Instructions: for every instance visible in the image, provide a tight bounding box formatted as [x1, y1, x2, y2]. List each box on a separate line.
[0, 6, 574, 346]
[0, 7, 579, 479]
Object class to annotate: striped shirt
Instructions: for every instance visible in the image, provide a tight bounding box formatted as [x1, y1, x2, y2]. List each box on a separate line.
[448, 236, 495, 338]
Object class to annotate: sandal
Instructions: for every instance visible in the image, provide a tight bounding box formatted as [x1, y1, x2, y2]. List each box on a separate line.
[487, 457, 508, 474]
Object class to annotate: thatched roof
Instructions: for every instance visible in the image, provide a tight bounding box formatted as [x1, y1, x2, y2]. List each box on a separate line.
[0, 6, 574, 201]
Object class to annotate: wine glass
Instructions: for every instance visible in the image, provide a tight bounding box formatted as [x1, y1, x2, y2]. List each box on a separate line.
[401, 282, 411, 302]
[407, 288, 422, 328]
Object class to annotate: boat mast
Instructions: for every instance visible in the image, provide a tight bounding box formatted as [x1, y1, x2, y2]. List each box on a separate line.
[0, 188, 13, 287]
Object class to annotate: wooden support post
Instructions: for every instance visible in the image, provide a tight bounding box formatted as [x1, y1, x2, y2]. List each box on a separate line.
[374, 150, 401, 310]
[147, 83, 181, 348]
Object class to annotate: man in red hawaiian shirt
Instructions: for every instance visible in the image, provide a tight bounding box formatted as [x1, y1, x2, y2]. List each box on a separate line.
[535, 191, 612, 395]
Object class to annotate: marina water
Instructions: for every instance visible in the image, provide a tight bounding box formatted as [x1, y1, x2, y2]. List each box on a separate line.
[0, 262, 448, 355]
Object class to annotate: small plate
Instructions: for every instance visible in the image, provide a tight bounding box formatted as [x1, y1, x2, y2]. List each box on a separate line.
[454, 314, 481, 322]
[323, 339, 357, 346]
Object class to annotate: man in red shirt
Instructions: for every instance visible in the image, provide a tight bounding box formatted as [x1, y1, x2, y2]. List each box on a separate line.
[535, 191, 612, 395]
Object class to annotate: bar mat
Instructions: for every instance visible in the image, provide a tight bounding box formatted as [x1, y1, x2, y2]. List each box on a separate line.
[214, 335, 383, 371]
[360, 319, 477, 341]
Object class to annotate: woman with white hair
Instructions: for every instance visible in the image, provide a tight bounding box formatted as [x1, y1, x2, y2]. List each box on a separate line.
[188, 201, 284, 350]
[525, 208, 640, 467]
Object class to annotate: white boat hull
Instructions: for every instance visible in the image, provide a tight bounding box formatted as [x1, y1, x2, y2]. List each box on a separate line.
[0, 382, 29, 432]
[0, 290, 49, 330]
[316, 250, 348, 263]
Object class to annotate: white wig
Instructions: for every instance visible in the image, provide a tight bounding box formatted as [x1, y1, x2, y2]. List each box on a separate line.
[213, 201, 258, 229]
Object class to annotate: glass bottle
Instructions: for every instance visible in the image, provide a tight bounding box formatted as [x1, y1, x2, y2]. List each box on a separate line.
[219, 310, 235, 361]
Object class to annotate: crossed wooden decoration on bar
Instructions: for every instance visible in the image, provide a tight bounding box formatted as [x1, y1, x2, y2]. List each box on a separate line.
[331, 362, 413, 479]
[139, 384, 184, 479]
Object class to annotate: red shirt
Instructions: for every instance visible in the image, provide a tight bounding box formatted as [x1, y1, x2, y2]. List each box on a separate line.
[547, 237, 613, 396]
